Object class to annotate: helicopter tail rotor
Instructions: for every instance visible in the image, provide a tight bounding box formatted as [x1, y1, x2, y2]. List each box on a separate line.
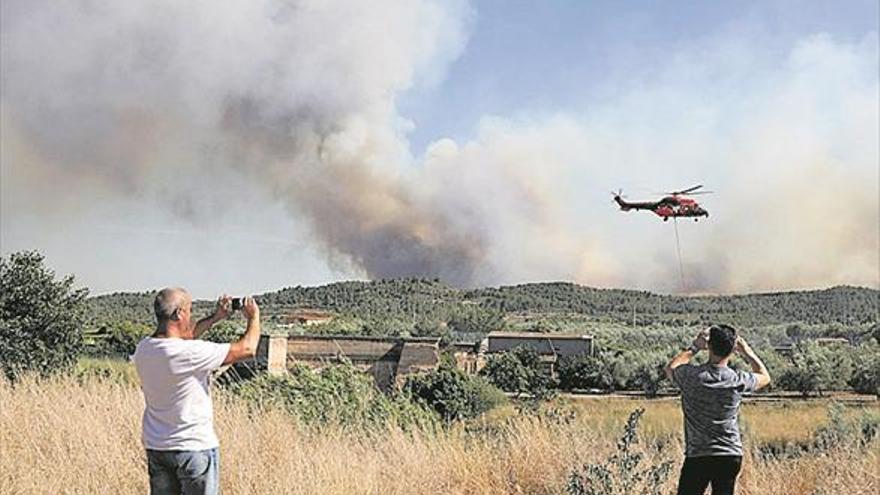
[612, 189, 631, 210]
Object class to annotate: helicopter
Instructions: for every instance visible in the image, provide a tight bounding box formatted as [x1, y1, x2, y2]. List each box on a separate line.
[613, 185, 711, 221]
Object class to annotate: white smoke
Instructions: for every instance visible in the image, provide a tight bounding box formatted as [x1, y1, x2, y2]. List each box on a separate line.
[415, 32, 880, 293]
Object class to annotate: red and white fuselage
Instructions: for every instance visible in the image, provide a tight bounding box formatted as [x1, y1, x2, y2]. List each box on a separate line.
[614, 194, 709, 221]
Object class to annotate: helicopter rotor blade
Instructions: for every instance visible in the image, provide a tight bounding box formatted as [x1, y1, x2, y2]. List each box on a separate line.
[675, 184, 703, 195]
[657, 184, 707, 195]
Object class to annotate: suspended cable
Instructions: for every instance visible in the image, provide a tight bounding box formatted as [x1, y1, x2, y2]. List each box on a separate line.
[673, 216, 686, 292]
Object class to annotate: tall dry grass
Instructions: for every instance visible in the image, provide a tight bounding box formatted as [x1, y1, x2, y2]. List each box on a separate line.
[565, 398, 855, 445]
[1, 375, 878, 495]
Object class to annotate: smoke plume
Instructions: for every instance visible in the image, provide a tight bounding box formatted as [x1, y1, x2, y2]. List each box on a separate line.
[1, 1, 877, 293]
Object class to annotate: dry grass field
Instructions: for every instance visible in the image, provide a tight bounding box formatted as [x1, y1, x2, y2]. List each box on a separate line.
[1, 374, 878, 495]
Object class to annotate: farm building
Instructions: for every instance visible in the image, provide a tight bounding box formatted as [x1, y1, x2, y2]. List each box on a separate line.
[772, 337, 852, 356]
[280, 309, 335, 326]
[484, 331, 593, 374]
[485, 331, 593, 358]
[255, 334, 441, 390]
[448, 341, 486, 374]
[442, 332, 594, 375]
[772, 344, 795, 356]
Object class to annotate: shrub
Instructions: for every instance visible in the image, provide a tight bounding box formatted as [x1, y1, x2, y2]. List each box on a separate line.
[480, 346, 557, 401]
[813, 403, 880, 451]
[73, 357, 140, 385]
[858, 410, 880, 446]
[813, 403, 854, 451]
[205, 320, 242, 344]
[0, 251, 89, 380]
[759, 403, 880, 460]
[567, 408, 672, 495]
[558, 349, 665, 394]
[405, 366, 507, 421]
[86, 321, 152, 356]
[223, 362, 438, 430]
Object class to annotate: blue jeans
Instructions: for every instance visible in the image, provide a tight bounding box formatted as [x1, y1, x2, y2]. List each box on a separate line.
[146, 448, 220, 495]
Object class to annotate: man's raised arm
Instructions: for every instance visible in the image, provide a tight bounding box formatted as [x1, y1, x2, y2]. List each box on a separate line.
[735, 337, 771, 390]
[194, 295, 232, 339]
[223, 296, 261, 365]
[665, 328, 709, 381]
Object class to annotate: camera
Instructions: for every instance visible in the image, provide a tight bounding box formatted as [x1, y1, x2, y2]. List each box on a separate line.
[231, 297, 243, 311]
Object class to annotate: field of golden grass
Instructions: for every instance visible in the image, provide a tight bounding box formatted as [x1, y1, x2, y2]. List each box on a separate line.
[1, 373, 878, 495]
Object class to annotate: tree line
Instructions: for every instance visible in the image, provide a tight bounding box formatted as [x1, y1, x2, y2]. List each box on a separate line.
[2, 250, 878, 399]
[85, 275, 877, 346]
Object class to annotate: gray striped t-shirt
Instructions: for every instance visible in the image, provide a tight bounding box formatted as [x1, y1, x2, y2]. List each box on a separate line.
[672, 363, 758, 457]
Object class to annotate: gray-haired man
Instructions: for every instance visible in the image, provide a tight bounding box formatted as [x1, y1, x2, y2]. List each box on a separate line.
[133, 288, 261, 495]
[665, 324, 771, 495]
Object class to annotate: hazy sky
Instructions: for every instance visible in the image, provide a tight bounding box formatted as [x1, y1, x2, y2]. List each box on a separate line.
[1, 0, 878, 298]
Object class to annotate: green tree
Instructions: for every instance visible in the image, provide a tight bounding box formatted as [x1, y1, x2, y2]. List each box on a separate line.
[627, 348, 673, 397]
[558, 350, 633, 392]
[558, 352, 613, 391]
[404, 366, 506, 421]
[480, 346, 557, 400]
[0, 251, 89, 379]
[205, 320, 242, 344]
[849, 345, 880, 396]
[785, 324, 804, 345]
[447, 307, 505, 335]
[627, 360, 667, 398]
[411, 318, 447, 338]
[777, 342, 853, 397]
[753, 348, 790, 393]
[89, 321, 151, 356]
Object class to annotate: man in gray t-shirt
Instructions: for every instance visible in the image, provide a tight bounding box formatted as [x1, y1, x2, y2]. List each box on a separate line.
[665, 325, 771, 495]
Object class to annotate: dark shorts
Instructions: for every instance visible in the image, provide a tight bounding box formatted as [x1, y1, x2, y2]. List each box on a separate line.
[146, 447, 220, 495]
[676, 455, 742, 495]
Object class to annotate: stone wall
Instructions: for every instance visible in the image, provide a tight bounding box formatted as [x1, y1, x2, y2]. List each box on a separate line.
[256, 334, 441, 390]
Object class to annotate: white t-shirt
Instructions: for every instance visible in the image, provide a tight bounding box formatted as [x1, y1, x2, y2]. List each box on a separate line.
[133, 337, 231, 451]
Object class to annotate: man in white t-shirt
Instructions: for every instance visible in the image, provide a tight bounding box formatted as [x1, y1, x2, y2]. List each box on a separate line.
[133, 288, 261, 495]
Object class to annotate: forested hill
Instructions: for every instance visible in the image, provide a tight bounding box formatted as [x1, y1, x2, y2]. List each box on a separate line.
[89, 280, 877, 329]
[465, 283, 878, 326]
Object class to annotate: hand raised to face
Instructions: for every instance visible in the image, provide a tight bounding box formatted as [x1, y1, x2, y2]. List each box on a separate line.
[734, 336, 752, 355]
[241, 296, 260, 321]
[693, 328, 710, 351]
[214, 294, 233, 320]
